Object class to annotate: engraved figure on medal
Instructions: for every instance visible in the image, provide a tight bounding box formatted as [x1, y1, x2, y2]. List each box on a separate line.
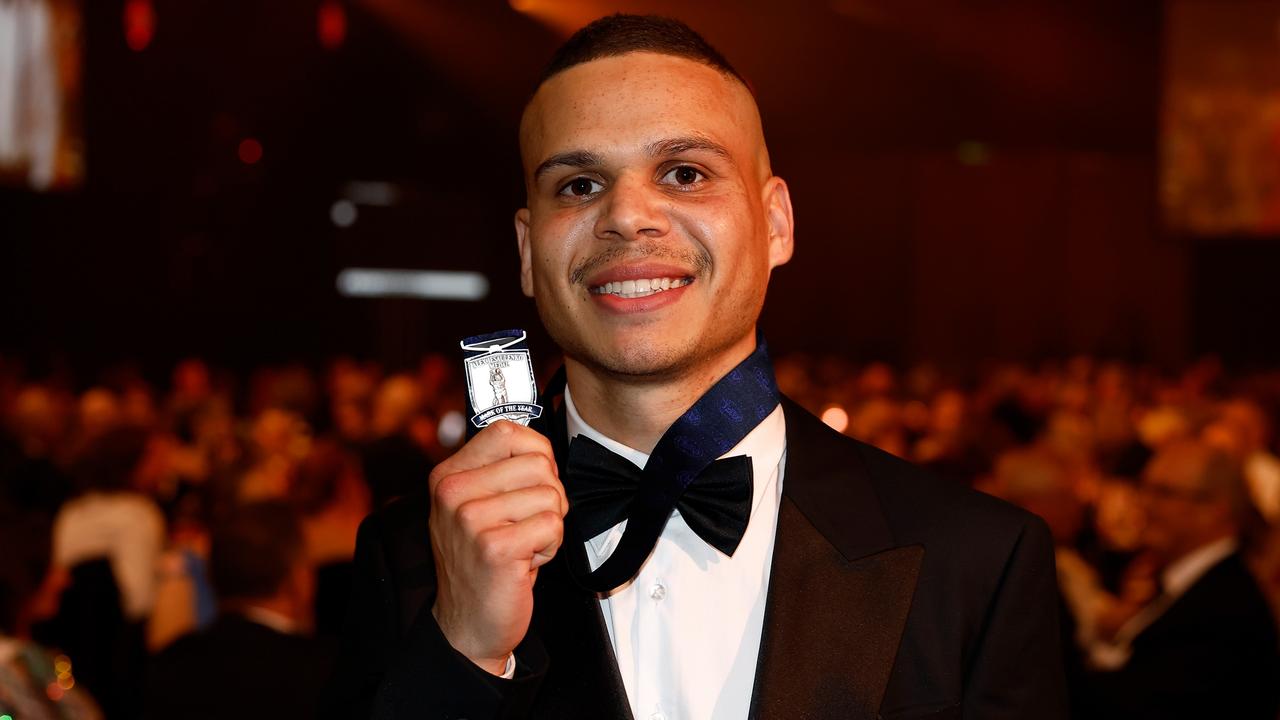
[489, 365, 509, 405]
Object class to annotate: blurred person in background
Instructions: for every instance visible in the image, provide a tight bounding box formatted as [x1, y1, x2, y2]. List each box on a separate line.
[144, 500, 334, 720]
[1, 383, 73, 515]
[1084, 440, 1280, 720]
[1202, 396, 1280, 524]
[327, 357, 379, 447]
[237, 405, 312, 502]
[360, 374, 434, 508]
[53, 424, 166, 622]
[293, 439, 371, 639]
[987, 447, 1140, 713]
[0, 505, 102, 720]
[46, 423, 164, 718]
[913, 388, 987, 485]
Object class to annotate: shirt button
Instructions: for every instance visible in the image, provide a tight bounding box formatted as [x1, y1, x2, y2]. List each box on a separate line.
[649, 582, 666, 601]
[650, 710, 666, 720]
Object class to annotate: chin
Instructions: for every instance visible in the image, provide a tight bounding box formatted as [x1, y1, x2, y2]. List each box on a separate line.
[582, 341, 697, 380]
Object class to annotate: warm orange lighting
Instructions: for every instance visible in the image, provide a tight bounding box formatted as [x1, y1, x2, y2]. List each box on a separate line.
[821, 405, 850, 433]
[318, 0, 346, 50]
[238, 138, 263, 165]
[506, 0, 600, 36]
[124, 0, 155, 52]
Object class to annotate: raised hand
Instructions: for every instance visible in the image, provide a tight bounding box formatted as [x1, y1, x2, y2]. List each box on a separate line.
[428, 420, 567, 675]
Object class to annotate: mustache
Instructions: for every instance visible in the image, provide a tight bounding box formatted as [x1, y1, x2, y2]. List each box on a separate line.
[569, 242, 713, 286]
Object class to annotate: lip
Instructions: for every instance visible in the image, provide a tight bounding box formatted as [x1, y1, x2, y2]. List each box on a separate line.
[583, 263, 696, 315]
[591, 281, 692, 314]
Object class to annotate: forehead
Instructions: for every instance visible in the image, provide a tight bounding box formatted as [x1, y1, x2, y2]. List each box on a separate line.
[520, 52, 763, 174]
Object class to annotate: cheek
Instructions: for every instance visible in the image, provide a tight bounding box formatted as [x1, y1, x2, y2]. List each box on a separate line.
[675, 194, 765, 273]
[530, 214, 593, 284]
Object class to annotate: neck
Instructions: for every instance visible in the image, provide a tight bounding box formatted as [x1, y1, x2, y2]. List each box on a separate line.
[1163, 529, 1236, 567]
[566, 331, 757, 453]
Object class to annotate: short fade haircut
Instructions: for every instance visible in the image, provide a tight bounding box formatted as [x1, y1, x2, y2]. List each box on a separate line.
[538, 14, 748, 91]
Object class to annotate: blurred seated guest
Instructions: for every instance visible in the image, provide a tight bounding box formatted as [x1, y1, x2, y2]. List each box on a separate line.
[1, 384, 73, 515]
[1085, 441, 1280, 720]
[53, 425, 166, 621]
[292, 439, 370, 639]
[361, 374, 434, 508]
[238, 406, 311, 502]
[0, 506, 102, 720]
[1202, 397, 1280, 524]
[45, 425, 161, 718]
[913, 388, 987, 485]
[144, 501, 334, 720]
[326, 358, 378, 446]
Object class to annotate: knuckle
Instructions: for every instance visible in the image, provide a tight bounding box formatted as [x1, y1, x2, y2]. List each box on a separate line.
[537, 484, 560, 507]
[476, 530, 506, 564]
[537, 510, 563, 533]
[455, 499, 483, 529]
[532, 452, 556, 477]
[433, 474, 464, 506]
[428, 465, 447, 488]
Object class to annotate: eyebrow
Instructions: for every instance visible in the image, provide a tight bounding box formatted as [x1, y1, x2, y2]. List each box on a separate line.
[644, 135, 733, 164]
[532, 135, 735, 182]
[533, 150, 604, 182]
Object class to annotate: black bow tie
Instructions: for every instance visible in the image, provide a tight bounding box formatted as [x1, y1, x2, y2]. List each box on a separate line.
[564, 434, 754, 559]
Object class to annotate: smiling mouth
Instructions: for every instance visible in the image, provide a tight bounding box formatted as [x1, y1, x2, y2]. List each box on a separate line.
[589, 276, 693, 299]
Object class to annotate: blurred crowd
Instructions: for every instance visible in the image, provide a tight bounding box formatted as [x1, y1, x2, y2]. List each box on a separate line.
[1, 351, 1279, 718]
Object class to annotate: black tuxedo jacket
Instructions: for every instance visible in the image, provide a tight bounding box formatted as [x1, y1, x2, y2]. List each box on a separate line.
[145, 613, 336, 720]
[325, 397, 1067, 720]
[1084, 551, 1280, 720]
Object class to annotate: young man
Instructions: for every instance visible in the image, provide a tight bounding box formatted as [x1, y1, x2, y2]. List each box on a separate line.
[329, 15, 1067, 720]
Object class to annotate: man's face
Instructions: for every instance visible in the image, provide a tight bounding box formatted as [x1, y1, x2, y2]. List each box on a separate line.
[516, 52, 793, 381]
[1139, 445, 1229, 560]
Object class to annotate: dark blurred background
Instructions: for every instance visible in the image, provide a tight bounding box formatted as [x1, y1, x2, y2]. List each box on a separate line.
[5, 0, 1278, 376]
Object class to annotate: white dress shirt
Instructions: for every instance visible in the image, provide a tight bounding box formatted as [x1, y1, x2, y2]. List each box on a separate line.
[564, 387, 787, 720]
[53, 490, 166, 620]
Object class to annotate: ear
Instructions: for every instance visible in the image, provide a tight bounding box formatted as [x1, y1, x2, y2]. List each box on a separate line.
[763, 176, 794, 269]
[515, 208, 535, 298]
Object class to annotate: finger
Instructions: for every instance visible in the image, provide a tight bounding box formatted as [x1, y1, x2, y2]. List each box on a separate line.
[434, 453, 565, 511]
[430, 421, 555, 490]
[456, 484, 565, 533]
[478, 510, 564, 568]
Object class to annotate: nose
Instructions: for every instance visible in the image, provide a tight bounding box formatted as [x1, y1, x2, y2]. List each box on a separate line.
[594, 174, 670, 241]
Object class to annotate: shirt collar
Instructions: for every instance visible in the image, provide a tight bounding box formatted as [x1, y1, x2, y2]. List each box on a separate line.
[240, 606, 299, 635]
[1160, 535, 1238, 599]
[564, 384, 785, 557]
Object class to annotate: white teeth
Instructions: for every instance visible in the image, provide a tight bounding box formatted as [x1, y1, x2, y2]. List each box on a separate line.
[592, 277, 691, 299]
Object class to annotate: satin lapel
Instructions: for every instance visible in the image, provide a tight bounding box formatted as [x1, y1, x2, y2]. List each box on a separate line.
[527, 387, 634, 720]
[749, 397, 924, 720]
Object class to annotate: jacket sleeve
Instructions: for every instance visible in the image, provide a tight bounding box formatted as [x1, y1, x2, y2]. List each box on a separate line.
[961, 515, 1070, 720]
[323, 506, 549, 720]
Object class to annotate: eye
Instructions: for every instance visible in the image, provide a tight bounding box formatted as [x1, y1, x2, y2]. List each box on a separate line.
[558, 177, 604, 198]
[661, 165, 706, 187]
